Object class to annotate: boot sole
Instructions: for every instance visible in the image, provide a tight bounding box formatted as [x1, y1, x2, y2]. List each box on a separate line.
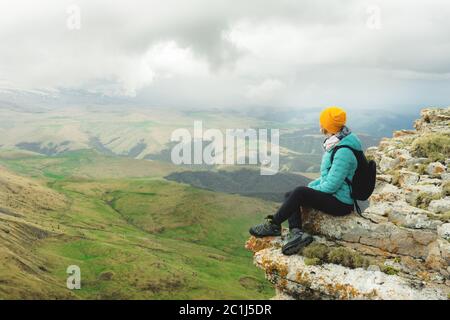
[249, 227, 281, 238]
[282, 236, 313, 256]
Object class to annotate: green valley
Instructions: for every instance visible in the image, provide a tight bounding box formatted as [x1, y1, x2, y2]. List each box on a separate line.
[0, 150, 277, 299]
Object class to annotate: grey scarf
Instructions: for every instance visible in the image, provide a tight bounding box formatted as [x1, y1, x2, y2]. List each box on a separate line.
[323, 126, 351, 151]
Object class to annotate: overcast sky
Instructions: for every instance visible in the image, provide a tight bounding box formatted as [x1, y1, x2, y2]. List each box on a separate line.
[1, 0, 450, 110]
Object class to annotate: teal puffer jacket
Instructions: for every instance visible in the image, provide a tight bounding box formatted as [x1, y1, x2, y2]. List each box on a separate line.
[307, 132, 362, 205]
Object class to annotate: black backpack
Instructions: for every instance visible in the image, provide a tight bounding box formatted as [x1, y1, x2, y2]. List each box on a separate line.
[330, 145, 377, 216]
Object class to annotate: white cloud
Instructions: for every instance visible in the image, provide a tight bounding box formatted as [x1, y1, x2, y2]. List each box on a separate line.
[144, 41, 209, 79]
[0, 0, 449, 108]
[246, 78, 285, 103]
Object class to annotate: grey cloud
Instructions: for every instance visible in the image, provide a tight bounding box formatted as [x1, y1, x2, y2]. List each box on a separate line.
[0, 0, 449, 109]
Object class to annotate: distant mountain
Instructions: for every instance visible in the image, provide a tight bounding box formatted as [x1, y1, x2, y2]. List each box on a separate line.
[280, 129, 380, 154]
[277, 128, 381, 173]
[165, 168, 312, 202]
[246, 105, 421, 138]
[0, 94, 418, 174]
[0, 87, 135, 111]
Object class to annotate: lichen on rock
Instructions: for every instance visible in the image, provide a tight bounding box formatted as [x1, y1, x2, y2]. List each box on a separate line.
[246, 107, 450, 300]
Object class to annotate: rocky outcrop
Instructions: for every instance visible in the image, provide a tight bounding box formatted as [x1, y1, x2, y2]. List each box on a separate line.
[246, 107, 450, 300]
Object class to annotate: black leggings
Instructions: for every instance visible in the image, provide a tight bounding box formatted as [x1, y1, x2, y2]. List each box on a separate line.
[272, 186, 354, 229]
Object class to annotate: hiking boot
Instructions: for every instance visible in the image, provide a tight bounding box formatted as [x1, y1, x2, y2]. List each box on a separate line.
[249, 215, 282, 237]
[281, 228, 313, 256]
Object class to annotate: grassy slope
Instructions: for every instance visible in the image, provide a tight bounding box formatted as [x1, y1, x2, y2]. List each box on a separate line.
[0, 150, 277, 299]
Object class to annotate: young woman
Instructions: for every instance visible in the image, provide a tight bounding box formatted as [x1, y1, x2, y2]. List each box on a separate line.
[249, 106, 362, 255]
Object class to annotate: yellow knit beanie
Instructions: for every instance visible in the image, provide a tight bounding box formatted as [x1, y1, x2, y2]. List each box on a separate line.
[320, 106, 346, 134]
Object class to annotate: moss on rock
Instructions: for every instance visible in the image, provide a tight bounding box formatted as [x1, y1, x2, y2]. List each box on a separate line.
[328, 247, 371, 269]
[411, 133, 450, 161]
[304, 257, 321, 266]
[301, 243, 371, 269]
[302, 243, 330, 261]
[387, 169, 401, 186]
[442, 181, 450, 197]
[380, 265, 400, 275]
[412, 192, 441, 209]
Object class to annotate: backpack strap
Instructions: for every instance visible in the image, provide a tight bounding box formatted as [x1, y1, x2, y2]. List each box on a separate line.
[354, 201, 362, 216]
[330, 145, 358, 165]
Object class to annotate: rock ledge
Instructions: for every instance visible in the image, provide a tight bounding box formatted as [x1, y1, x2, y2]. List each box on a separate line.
[246, 107, 450, 300]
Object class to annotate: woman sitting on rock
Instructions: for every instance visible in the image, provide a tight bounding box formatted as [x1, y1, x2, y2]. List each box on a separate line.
[249, 106, 363, 255]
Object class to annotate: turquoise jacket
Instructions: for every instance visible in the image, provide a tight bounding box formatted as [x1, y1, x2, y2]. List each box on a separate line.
[307, 132, 362, 205]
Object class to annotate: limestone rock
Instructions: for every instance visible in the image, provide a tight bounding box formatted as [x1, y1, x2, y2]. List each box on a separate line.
[246, 107, 450, 300]
[386, 148, 409, 159]
[250, 239, 447, 300]
[418, 177, 442, 186]
[407, 157, 429, 166]
[366, 146, 378, 156]
[379, 156, 399, 173]
[387, 202, 442, 230]
[427, 162, 447, 178]
[370, 183, 403, 203]
[414, 108, 450, 132]
[437, 223, 450, 240]
[405, 185, 442, 207]
[393, 130, 416, 138]
[376, 174, 393, 184]
[301, 209, 437, 259]
[439, 239, 450, 265]
[429, 197, 450, 214]
[397, 170, 419, 187]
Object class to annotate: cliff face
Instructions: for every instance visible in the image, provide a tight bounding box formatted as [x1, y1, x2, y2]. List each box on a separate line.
[246, 107, 450, 300]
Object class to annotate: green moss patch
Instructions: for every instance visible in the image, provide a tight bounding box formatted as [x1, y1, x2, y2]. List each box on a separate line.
[412, 192, 441, 209]
[301, 243, 404, 276]
[380, 265, 400, 275]
[442, 181, 450, 197]
[301, 243, 371, 269]
[411, 133, 450, 161]
[304, 257, 321, 266]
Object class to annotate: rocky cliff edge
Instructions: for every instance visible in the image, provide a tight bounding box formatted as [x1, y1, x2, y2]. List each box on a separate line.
[246, 107, 450, 300]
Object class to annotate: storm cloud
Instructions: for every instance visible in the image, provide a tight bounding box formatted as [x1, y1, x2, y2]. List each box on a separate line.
[1, 0, 449, 109]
